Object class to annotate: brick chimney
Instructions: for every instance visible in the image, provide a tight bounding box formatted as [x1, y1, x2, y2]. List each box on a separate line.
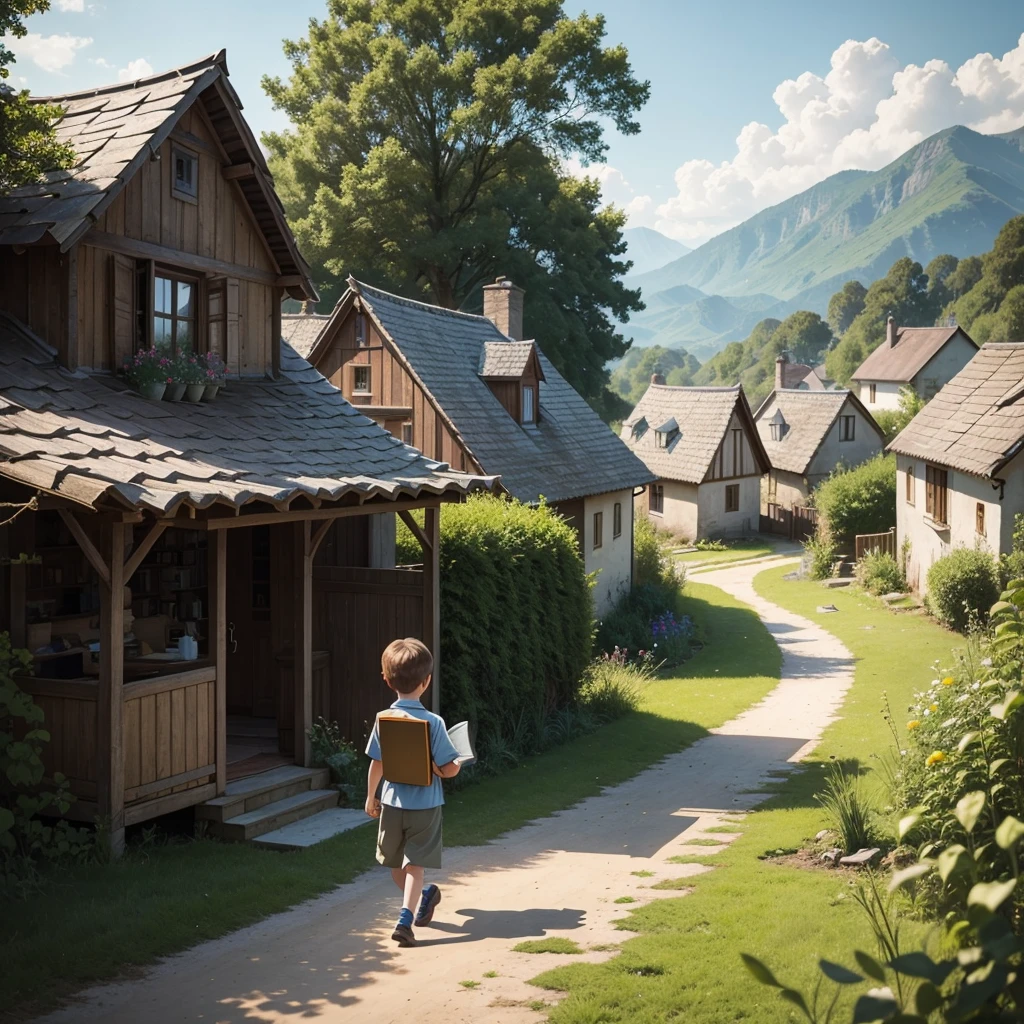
[651, 371, 666, 386]
[775, 351, 788, 391]
[886, 315, 897, 347]
[482, 276, 525, 340]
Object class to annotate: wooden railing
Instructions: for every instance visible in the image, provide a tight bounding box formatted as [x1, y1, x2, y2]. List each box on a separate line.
[855, 527, 897, 562]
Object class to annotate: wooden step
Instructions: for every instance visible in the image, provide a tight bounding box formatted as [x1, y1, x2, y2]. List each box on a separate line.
[250, 807, 369, 852]
[208, 788, 340, 842]
[196, 765, 330, 824]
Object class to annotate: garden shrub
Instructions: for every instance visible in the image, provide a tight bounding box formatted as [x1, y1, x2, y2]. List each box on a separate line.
[633, 511, 677, 590]
[813, 453, 896, 541]
[926, 547, 1000, 632]
[999, 511, 1024, 586]
[855, 550, 906, 596]
[803, 528, 838, 581]
[306, 716, 363, 806]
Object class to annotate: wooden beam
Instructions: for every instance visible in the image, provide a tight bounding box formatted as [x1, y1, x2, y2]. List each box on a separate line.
[122, 665, 216, 700]
[123, 783, 217, 827]
[210, 530, 227, 795]
[294, 521, 313, 767]
[125, 764, 216, 803]
[398, 509, 430, 553]
[423, 507, 441, 715]
[272, 285, 283, 379]
[84, 231, 279, 288]
[97, 520, 126, 857]
[221, 161, 255, 181]
[169, 127, 215, 155]
[123, 520, 170, 581]
[58, 508, 110, 586]
[275, 275, 306, 288]
[203, 496, 447, 531]
[309, 519, 333, 561]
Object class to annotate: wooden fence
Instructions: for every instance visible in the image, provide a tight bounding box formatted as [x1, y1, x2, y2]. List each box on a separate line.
[855, 527, 897, 562]
[760, 502, 819, 541]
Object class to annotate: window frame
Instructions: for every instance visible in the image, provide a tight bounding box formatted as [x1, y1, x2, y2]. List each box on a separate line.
[152, 268, 201, 355]
[649, 484, 664, 516]
[905, 463, 915, 505]
[976, 502, 986, 537]
[355, 312, 368, 348]
[869, 383, 877, 404]
[522, 384, 535, 424]
[171, 145, 199, 204]
[840, 415, 856, 442]
[352, 364, 371, 396]
[592, 511, 603, 550]
[613, 502, 622, 539]
[925, 465, 949, 526]
[725, 483, 740, 513]
[401, 422, 413, 445]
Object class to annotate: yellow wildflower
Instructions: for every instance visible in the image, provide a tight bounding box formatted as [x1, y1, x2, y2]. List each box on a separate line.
[926, 751, 946, 766]
[929, 703, 938, 713]
[942, 676, 955, 686]
[907, 720, 921, 730]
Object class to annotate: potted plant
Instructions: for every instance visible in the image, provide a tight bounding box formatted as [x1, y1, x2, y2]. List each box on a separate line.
[201, 352, 225, 401]
[122, 348, 171, 400]
[179, 351, 207, 403]
[163, 352, 187, 402]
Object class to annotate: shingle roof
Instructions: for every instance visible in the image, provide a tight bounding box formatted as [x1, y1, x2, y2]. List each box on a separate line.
[0, 52, 315, 299]
[754, 389, 878, 474]
[851, 326, 975, 383]
[780, 361, 826, 390]
[282, 313, 331, 360]
[479, 341, 539, 380]
[889, 343, 1024, 478]
[348, 281, 653, 502]
[621, 384, 769, 484]
[0, 314, 494, 515]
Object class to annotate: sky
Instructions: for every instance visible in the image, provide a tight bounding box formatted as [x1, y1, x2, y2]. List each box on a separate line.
[6, 0, 1024, 248]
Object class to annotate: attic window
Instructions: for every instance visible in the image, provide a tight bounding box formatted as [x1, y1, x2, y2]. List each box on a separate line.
[355, 313, 367, 348]
[353, 365, 371, 395]
[172, 146, 198, 202]
[522, 385, 535, 424]
[769, 409, 787, 442]
[655, 418, 679, 449]
[630, 417, 647, 440]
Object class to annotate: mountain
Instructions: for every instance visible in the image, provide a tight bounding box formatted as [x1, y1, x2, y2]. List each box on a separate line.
[630, 123, 1024, 315]
[622, 226, 690, 277]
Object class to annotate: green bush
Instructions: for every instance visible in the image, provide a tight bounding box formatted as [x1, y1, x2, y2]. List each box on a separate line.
[815, 761, 879, 855]
[577, 659, 646, 723]
[999, 511, 1024, 586]
[813, 453, 896, 540]
[306, 716, 363, 806]
[926, 547, 1000, 632]
[803, 529, 838, 581]
[633, 511, 677, 590]
[855, 550, 906, 596]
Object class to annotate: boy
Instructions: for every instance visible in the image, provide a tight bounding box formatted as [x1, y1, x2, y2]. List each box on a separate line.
[365, 637, 461, 947]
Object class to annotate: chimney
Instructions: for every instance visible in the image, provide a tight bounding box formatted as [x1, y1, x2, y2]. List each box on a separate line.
[775, 351, 789, 391]
[651, 371, 665, 386]
[301, 299, 316, 315]
[886, 315, 897, 348]
[482, 276, 525, 340]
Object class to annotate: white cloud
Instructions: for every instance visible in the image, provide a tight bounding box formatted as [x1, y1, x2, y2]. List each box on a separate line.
[118, 58, 153, 82]
[563, 157, 653, 222]
[654, 33, 1024, 246]
[9, 32, 92, 73]
[57, 0, 85, 10]
[90, 57, 114, 69]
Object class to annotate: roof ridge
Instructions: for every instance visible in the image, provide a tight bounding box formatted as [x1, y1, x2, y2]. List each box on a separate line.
[649, 384, 741, 392]
[351, 278, 502, 329]
[32, 50, 227, 105]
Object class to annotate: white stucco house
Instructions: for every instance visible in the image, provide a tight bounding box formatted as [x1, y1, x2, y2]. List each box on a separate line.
[889, 343, 1024, 594]
[622, 379, 770, 541]
[851, 317, 977, 413]
[754, 388, 886, 509]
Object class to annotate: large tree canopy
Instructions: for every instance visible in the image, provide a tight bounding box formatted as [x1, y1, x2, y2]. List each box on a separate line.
[0, 0, 74, 192]
[263, 0, 649, 412]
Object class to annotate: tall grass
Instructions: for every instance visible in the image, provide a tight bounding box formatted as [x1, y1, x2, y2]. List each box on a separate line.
[816, 761, 877, 854]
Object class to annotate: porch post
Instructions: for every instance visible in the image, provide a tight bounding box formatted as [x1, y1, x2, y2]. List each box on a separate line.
[423, 507, 441, 714]
[98, 519, 126, 857]
[209, 529, 227, 794]
[293, 520, 313, 767]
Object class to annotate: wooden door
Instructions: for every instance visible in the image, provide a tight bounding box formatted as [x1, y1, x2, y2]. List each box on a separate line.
[225, 527, 275, 718]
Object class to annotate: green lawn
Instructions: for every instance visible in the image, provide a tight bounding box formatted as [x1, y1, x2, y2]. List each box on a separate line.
[532, 568, 962, 1024]
[674, 539, 778, 566]
[2, 582, 779, 1018]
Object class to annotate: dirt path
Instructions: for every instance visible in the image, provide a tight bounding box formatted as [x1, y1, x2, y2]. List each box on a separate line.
[40, 560, 853, 1024]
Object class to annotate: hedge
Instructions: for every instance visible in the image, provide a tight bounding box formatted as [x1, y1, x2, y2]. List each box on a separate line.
[926, 548, 1000, 633]
[398, 495, 593, 755]
[813, 453, 896, 540]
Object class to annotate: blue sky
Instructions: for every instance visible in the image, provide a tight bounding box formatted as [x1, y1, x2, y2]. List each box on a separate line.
[8, 0, 1024, 245]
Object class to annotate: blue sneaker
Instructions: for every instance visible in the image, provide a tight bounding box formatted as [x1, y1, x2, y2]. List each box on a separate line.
[415, 884, 441, 926]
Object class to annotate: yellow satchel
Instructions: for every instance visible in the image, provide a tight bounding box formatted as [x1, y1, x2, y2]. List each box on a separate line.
[377, 712, 432, 786]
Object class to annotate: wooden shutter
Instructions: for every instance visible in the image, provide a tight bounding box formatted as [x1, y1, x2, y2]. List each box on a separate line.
[110, 253, 136, 368]
[207, 278, 226, 359]
[225, 278, 240, 375]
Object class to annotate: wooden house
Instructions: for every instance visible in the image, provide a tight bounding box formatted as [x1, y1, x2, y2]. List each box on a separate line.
[284, 278, 653, 614]
[0, 54, 492, 854]
[621, 380, 770, 541]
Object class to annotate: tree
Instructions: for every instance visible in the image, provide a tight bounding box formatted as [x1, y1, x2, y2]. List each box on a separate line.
[0, 1, 74, 192]
[924, 253, 958, 311]
[982, 215, 1024, 292]
[946, 255, 982, 299]
[772, 310, 832, 365]
[988, 284, 1024, 342]
[263, 0, 649, 411]
[827, 280, 867, 337]
[609, 344, 699, 405]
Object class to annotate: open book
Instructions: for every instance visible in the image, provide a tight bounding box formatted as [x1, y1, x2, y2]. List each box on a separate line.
[378, 716, 476, 785]
[447, 721, 476, 766]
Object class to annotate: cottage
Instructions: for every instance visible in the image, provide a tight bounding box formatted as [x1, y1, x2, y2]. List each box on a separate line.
[889, 343, 1024, 594]
[284, 277, 653, 614]
[621, 380, 770, 541]
[773, 352, 830, 391]
[754, 388, 885, 510]
[0, 54, 492, 854]
[851, 317, 977, 412]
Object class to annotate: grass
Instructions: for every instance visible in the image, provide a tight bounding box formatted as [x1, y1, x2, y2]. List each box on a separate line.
[483, 970, 498, 978]
[2, 581, 780, 1018]
[460, 980, 480, 989]
[630, 870, 655, 878]
[613, 896, 636, 904]
[683, 838, 726, 847]
[530, 565, 962, 1024]
[514, 938, 584, 955]
[674, 538, 778, 566]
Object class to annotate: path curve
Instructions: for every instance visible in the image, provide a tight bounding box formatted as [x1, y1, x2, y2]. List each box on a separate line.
[39, 559, 853, 1024]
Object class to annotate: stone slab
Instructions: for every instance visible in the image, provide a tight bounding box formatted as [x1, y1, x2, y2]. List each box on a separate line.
[250, 807, 370, 851]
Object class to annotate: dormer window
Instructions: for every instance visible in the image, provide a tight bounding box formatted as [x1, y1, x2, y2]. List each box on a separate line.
[522, 385, 535, 423]
[769, 408, 787, 441]
[630, 416, 647, 440]
[655, 417, 679, 448]
[172, 146, 198, 203]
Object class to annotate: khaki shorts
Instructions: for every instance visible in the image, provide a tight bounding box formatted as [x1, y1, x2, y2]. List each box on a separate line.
[376, 804, 443, 869]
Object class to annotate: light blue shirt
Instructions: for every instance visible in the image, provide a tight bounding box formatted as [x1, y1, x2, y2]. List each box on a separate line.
[366, 698, 460, 809]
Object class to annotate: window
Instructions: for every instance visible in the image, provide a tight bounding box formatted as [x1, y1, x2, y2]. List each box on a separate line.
[769, 410, 786, 442]
[613, 502, 622, 539]
[401, 422, 413, 445]
[171, 147, 198, 202]
[925, 465, 949, 525]
[353, 365, 371, 394]
[153, 272, 197, 353]
[905, 463, 915, 505]
[650, 484, 664, 515]
[593, 511, 603, 550]
[977, 503, 986, 536]
[522, 385, 535, 424]
[732, 428, 744, 475]
[355, 313, 367, 348]
[725, 483, 740, 513]
[869, 383, 877, 404]
[840, 415, 856, 441]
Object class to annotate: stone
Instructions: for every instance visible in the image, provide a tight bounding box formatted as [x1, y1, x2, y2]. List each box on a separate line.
[839, 847, 881, 867]
[814, 829, 833, 842]
[821, 848, 842, 866]
[816, 604, 839, 613]
[881, 592, 910, 604]
[822, 578, 853, 588]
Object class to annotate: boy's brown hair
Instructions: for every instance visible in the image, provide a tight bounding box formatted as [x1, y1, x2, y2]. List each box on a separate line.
[381, 638, 433, 694]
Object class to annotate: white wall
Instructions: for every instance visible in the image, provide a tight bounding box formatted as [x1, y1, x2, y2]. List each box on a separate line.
[765, 469, 812, 509]
[645, 478, 699, 541]
[859, 380, 902, 411]
[915, 335, 978, 399]
[583, 488, 635, 615]
[808, 401, 884, 480]
[696, 476, 759, 539]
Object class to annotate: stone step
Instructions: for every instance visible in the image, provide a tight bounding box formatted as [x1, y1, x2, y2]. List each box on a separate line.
[208, 788, 340, 842]
[196, 765, 330, 824]
[250, 807, 370, 851]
